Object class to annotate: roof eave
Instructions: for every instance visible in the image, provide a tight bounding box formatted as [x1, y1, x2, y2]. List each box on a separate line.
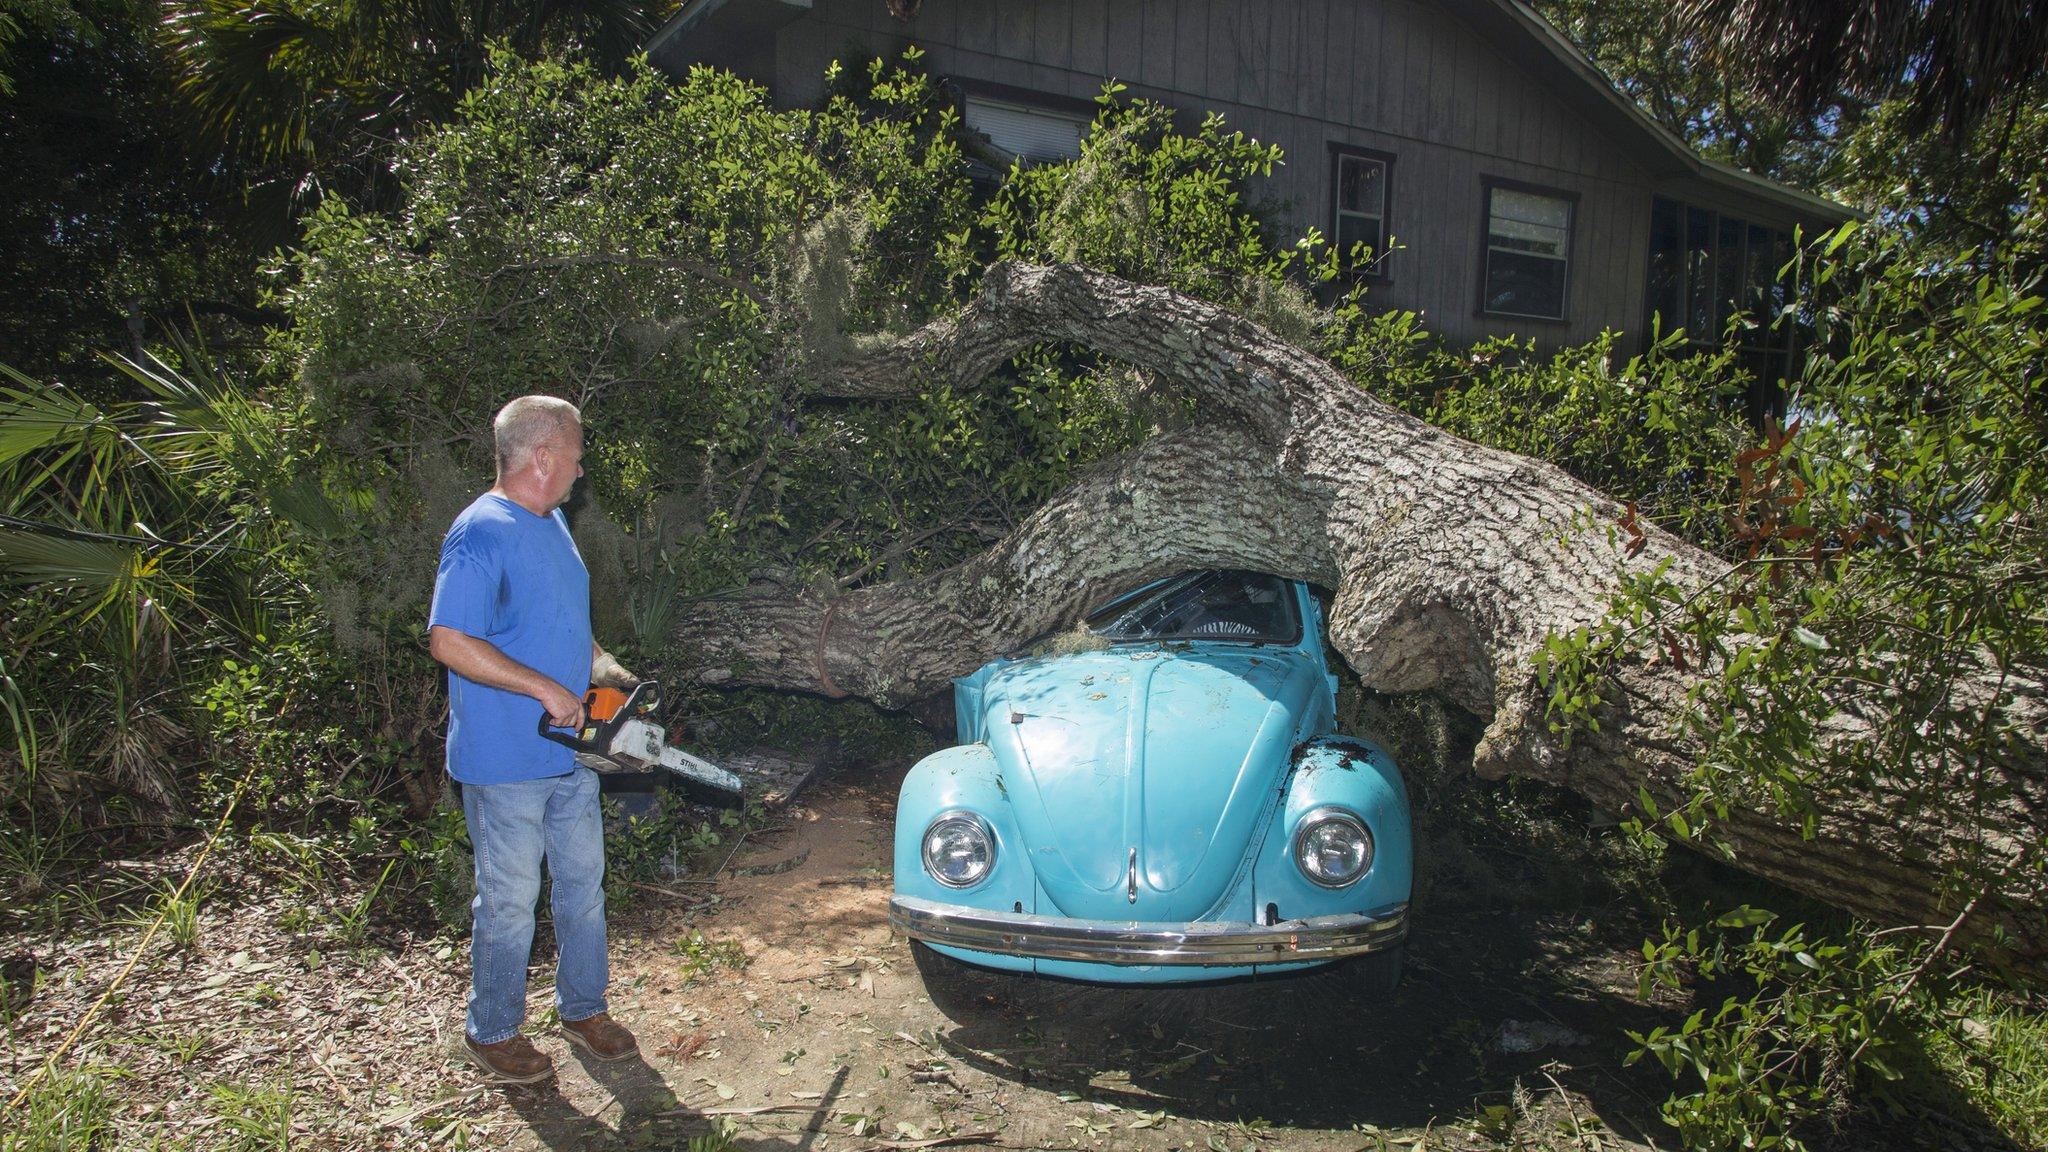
[646, 0, 729, 61]
[1479, 0, 1699, 170]
[1694, 157, 1865, 222]
[1477, 0, 1856, 223]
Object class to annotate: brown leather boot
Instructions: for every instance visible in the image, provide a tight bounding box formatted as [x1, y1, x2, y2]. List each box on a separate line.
[464, 1033, 555, 1083]
[561, 1011, 638, 1061]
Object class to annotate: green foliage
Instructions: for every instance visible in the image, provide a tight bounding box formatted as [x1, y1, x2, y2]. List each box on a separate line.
[277, 52, 973, 692]
[1335, 312, 1761, 556]
[600, 795, 741, 903]
[0, 0, 264, 383]
[1425, 333, 1757, 546]
[4, 45, 1300, 894]
[1918, 985, 2048, 1145]
[0, 1063, 118, 1152]
[1830, 92, 2048, 276]
[671, 929, 750, 984]
[1630, 908, 1928, 1149]
[11, 32, 2045, 1152]
[160, 0, 670, 178]
[1530, 0, 1841, 184]
[127, 878, 203, 951]
[980, 85, 1314, 312]
[0, 342, 336, 815]
[0, 0, 84, 95]
[279, 50, 1306, 710]
[206, 1078, 297, 1152]
[1534, 0, 2047, 276]
[396, 799, 474, 933]
[1523, 215, 2048, 1146]
[194, 626, 349, 813]
[1597, 221, 2044, 861]
[1628, 904, 2048, 1150]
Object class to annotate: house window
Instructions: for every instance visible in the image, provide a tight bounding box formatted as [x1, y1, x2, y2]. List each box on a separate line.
[962, 95, 1089, 164]
[1330, 148, 1393, 277]
[1645, 196, 1804, 423]
[1481, 183, 1575, 320]
[1647, 197, 1797, 345]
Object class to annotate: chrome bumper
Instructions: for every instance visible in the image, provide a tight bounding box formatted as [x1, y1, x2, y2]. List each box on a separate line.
[890, 895, 1408, 966]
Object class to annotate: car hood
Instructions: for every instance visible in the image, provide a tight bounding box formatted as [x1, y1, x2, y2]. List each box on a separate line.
[977, 646, 1317, 921]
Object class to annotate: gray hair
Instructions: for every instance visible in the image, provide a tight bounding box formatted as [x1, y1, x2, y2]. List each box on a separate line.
[493, 395, 581, 474]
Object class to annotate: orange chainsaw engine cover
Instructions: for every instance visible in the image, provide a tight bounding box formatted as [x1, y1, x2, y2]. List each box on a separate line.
[583, 687, 631, 723]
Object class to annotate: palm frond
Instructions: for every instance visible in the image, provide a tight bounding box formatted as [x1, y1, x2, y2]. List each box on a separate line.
[105, 345, 345, 535]
[0, 369, 114, 470]
[159, 0, 368, 161]
[0, 526, 137, 591]
[0, 650, 35, 775]
[267, 472, 346, 534]
[1677, 0, 2048, 139]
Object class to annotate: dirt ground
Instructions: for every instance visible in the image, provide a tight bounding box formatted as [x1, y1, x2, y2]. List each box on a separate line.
[484, 764, 1678, 1152]
[1, 760, 1685, 1151]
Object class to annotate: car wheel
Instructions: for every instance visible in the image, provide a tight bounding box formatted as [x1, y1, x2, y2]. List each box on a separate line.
[1346, 944, 1405, 994]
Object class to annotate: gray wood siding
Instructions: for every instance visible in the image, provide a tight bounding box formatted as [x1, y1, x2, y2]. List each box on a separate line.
[757, 0, 1809, 348]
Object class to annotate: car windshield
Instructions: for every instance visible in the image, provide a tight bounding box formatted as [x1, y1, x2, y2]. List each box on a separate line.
[1084, 570, 1301, 644]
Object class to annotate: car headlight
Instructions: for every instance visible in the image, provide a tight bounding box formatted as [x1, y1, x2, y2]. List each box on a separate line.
[921, 812, 996, 889]
[1293, 807, 1373, 888]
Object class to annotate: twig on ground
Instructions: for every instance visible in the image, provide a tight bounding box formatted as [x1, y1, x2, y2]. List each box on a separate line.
[861, 1131, 1000, 1151]
[376, 1083, 491, 1129]
[660, 1102, 821, 1118]
[1849, 891, 1985, 1066]
[908, 1058, 968, 1094]
[308, 1048, 359, 1110]
[380, 954, 422, 995]
[707, 828, 751, 878]
[1539, 1066, 1595, 1150]
[628, 880, 716, 899]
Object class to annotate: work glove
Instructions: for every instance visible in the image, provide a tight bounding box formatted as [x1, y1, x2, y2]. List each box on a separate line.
[591, 647, 638, 689]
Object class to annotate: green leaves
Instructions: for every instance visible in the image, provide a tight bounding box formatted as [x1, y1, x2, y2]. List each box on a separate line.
[1560, 212, 2048, 1150]
[3, 337, 332, 809]
[1630, 908, 1950, 1151]
[0, 526, 136, 591]
[979, 93, 1300, 309]
[1712, 906, 1777, 930]
[160, 0, 671, 171]
[0, 370, 111, 469]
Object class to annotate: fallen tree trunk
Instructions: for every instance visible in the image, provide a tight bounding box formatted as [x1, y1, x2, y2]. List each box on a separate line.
[671, 262, 2048, 966]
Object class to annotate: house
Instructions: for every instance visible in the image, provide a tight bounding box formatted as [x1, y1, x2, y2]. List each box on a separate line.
[648, 0, 1853, 413]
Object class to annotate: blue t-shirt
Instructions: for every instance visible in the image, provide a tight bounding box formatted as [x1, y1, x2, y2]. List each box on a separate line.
[428, 493, 592, 784]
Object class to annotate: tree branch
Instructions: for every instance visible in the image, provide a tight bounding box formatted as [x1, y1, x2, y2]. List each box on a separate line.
[672, 261, 2048, 970]
[490, 252, 769, 307]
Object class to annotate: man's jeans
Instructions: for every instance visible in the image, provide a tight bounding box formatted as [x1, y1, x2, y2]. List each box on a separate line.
[462, 767, 609, 1044]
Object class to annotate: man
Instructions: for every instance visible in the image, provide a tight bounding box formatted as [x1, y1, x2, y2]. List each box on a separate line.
[428, 394, 641, 1083]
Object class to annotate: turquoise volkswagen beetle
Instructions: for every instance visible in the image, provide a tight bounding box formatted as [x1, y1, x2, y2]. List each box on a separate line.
[890, 570, 1412, 986]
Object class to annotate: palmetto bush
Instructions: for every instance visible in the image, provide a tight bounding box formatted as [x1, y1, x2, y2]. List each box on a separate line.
[0, 339, 336, 834]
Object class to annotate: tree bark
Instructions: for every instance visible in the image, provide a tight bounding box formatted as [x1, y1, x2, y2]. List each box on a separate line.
[671, 262, 2048, 967]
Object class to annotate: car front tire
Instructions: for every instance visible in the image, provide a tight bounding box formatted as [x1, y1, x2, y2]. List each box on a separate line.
[910, 940, 1018, 1012]
[1345, 943, 1405, 995]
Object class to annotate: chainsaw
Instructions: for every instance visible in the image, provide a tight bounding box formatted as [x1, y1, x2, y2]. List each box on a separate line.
[539, 681, 744, 803]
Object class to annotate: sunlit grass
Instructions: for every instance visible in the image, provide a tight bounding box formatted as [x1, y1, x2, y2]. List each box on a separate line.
[0, 1064, 118, 1152]
[1923, 986, 2048, 1147]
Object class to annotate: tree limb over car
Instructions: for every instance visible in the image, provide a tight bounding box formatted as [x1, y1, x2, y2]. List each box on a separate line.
[669, 261, 2048, 970]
